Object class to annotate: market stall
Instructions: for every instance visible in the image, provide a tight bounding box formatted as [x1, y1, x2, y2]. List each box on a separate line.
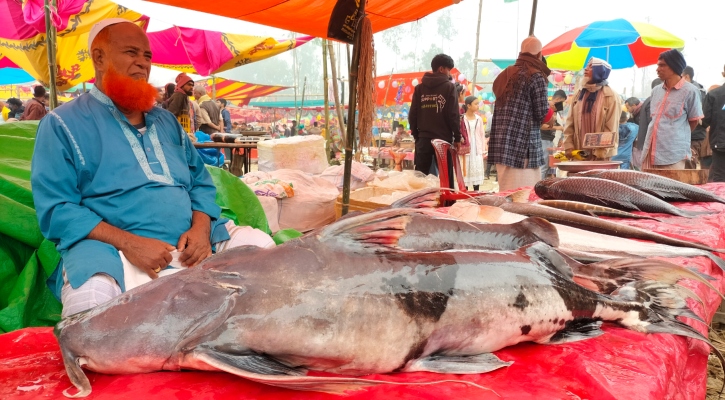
[1, 185, 723, 399]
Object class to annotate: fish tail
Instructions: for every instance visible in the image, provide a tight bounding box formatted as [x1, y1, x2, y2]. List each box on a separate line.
[573, 258, 723, 302]
[390, 188, 442, 209]
[677, 209, 716, 218]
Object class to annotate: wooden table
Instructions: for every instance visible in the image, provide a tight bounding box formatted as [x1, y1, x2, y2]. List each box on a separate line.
[193, 142, 258, 176]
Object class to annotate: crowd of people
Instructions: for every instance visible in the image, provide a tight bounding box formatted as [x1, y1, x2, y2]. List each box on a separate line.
[406, 38, 725, 190]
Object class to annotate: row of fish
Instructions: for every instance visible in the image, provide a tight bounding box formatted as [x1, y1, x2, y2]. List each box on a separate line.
[56, 188, 725, 397]
[535, 169, 725, 217]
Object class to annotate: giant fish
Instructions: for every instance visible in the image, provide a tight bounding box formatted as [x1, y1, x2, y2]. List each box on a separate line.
[55, 209, 721, 398]
[575, 169, 725, 205]
[535, 177, 708, 217]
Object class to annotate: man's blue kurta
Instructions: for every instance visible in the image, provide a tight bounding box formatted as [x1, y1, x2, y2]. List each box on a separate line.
[31, 87, 229, 297]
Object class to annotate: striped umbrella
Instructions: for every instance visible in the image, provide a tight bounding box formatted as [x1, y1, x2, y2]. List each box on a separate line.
[542, 19, 684, 71]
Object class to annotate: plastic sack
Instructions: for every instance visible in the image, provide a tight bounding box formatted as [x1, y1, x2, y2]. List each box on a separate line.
[369, 170, 440, 192]
[319, 161, 375, 193]
[257, 135, 329, 174]
[270, 169, 339, 232]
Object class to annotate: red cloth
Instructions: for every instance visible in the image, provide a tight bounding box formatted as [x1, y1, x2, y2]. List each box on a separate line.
[2, 185, 725, 399]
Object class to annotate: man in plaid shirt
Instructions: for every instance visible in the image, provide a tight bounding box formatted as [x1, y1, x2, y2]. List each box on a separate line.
[489, 36, 553, 191]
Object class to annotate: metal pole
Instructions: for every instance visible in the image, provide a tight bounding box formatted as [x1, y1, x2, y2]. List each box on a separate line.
[341, 4, 366, 216]
[44, 0, 58, 110]
[528, 0, 539, 36]
[471, 0, 484, 96]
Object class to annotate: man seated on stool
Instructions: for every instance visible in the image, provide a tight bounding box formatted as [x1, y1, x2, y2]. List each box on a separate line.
[31, 19, 274, 319]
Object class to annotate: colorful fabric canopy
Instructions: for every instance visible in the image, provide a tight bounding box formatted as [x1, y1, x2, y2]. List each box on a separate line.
[148, 27, 313, 76]
[0, 55, 35, 85]
[542, 19, 685, 71]
[0, 0, 145, 91]
[202, 78, 290, 106]
[145, 0, 459, 39]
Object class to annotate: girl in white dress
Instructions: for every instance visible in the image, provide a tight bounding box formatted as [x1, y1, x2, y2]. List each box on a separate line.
[461, 96, 486, 190]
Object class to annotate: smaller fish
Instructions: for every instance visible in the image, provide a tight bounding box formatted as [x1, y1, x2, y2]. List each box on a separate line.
[534, 177, 710, 218]
[575, 169, 725, 204]
[536, 200, 661, 221]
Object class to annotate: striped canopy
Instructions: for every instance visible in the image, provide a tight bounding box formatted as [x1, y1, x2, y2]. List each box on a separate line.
[203, 78, 290, 106]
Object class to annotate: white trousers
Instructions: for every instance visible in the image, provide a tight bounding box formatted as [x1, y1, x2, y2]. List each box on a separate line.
[60, 221, 274, 318]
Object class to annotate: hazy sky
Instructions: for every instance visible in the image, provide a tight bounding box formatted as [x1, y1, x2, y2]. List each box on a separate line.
[122, 0, 725, 98]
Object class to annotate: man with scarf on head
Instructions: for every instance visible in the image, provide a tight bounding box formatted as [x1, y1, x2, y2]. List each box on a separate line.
[640, 49, 703, 170]
[31, 19, 274, 318]
[489, 36, 553, 191]
[562, 58, 621, 161]
[166, 72, 196, 138]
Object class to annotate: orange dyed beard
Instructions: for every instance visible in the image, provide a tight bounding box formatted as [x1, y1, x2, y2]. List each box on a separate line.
[101, 66, 157, 113]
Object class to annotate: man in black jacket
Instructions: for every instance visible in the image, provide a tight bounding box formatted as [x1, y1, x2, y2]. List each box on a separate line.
[704, 65, 725, 182]
[409, 54, 461, 184]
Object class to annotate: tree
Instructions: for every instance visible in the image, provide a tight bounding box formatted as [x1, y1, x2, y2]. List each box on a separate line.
[455, 51, 474, 80]
[418, 44, 444, 72]
[436, 10, 457, 50]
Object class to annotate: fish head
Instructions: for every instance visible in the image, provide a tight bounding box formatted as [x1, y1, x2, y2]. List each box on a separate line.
[55, 270, 245, 396]
[533, 178, 560, 199]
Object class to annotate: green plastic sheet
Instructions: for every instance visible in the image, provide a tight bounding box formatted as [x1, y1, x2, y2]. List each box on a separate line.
[0, 122, 300, 333]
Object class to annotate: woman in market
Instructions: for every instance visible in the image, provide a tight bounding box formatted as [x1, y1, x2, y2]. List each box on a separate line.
[461, 95, 486, 190]
[561, 58, 621, 161]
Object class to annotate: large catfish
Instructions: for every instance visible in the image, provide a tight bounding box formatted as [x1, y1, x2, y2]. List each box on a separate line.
[55, 211, 722, 398]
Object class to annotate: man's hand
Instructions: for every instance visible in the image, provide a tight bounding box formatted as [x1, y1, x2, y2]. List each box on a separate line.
[454, 142, 461, 152]
[121, 235, 175, 279]
[87, 221, 174, 279]
[177, 211, 212, 267]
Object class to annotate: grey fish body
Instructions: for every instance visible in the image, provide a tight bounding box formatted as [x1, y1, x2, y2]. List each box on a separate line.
[536, 200, 661, 221]
[54, 234, 703, 397]
[576, 169, 725, 204]
[534, 177, 702, 217]
[469, 199, 722, 253]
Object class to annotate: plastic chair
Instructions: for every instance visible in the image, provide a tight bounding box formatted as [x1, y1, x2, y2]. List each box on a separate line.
[431, 139, 489, 206]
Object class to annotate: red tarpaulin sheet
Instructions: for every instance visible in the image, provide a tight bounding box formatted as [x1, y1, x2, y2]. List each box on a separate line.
[2, 184, 725, 399]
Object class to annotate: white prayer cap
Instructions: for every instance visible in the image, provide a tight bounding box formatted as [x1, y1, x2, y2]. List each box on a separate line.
[520, 36, 543, 55]
[87, 18, 135, 51]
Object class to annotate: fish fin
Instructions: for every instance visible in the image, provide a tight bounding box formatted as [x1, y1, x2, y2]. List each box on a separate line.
[611, 281, 707, 327]
[476, 205, 505, 223]
[586, 210, 600, 218]
[506, 189, 531, 203]
[406, 353, 513, 374]
[705, 253, 725, 272]
[522, 242, 574, 280]
[198, 350, 307, 376]
[517, 217, 560, 247]
[571, 258, 721, 303]
[390, 188, 441, 209]
[317, 208, 445, 253]
[540, 319, 604, 344]
[193, 351, 496, 395]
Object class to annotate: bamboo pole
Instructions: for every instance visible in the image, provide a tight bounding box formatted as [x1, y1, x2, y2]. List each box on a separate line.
[293, 33, 299, 123]
[529, 0, 539, 36]
[327, 42, 347, 142]
[44, 0, 58, 110]
[322, 39, 330, 156]
[299, 77, 307, 122]
[341, 4, 366, 216]
[211, 75, 217, 100]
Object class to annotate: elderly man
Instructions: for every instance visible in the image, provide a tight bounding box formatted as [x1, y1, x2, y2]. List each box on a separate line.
[31, 19, 273, 318]
[193, 85, 222, 134]
[489, 36, 553, 191]
[21, 86, 48, 121]
[640, 50, 703, 169]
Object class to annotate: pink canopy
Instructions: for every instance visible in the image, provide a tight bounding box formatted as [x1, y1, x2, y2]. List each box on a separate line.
[148, 26, 313, 76]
